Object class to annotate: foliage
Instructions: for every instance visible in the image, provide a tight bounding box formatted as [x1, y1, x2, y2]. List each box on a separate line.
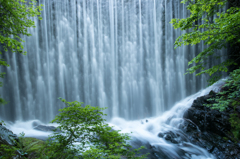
[206, 67, 240, 140]
[41, 98, 146, 159]
[21, 137, 45, 157]
[0, 132, 28, 158]
[206, 68, 240, 111]
[17, 132, 28, 157]
[0, 143, 18, 159]
[170, 0, 240, 84]
[171, 0, 240, 141]
[0, 130, 47, 159]
[0, 121, 17, 158]
[0, 0, 43, 104]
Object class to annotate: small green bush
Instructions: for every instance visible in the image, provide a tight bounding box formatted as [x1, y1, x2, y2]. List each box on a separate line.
[40, 98, 146, 159]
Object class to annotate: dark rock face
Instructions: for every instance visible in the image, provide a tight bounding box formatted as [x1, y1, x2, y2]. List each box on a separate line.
[183, 92, 233, 139]
[159, 91, 240, 159]
[0, 125, 19, 146]
[229, 0, 240, 8]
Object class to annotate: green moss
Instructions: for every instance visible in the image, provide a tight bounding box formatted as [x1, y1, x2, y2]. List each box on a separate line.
[21, 137, 45, 157]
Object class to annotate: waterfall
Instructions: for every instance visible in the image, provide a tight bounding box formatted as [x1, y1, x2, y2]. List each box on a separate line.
[7, 79, 225, 159]
[0, 0, 226, 122]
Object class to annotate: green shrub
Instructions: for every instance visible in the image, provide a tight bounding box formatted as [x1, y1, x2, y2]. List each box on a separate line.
[40, 98, 146, 159]
[170, 0, 240, 83]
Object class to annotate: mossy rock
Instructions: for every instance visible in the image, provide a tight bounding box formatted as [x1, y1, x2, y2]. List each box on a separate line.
[21, 137, 45, 157]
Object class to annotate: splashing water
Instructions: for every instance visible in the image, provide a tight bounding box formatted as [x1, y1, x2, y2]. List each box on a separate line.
[6, 80, 225, 158]
[108, 80, 225, 158]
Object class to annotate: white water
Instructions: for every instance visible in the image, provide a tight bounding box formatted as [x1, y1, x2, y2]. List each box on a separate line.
[0, 0, 226, 122]
[0, 0, 228, 158]
[6, 80, 225, 158]
[6, 120, 52, 141]
[109, 80, 224, 158]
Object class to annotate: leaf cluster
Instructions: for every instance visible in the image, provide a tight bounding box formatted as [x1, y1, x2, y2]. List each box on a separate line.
[0, 143, 19, 158]
[0, 0, 42, 105]
[170, 0, 240, 82]
[41, 98, 146, 159]
[206, 68, 240, 111]
[206, 67, 240, 140]
[0, 0, 42, 55]
[0, 132, 29, 158]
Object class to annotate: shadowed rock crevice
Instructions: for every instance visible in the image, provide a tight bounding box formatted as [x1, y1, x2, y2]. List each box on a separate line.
[158, 90, 240, 159]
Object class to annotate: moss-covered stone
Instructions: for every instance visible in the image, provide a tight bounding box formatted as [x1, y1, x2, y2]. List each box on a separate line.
[21, 137, 45, 158]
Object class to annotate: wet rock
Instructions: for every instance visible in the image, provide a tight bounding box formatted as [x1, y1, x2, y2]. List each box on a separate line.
[158, 131, 179, 144]
[156, 89, 240, 159]
[33, 124, 60, 132]
[130, 137, 190, 159]
[181, 91, 240, 159]
[150, 144, 186, 159]
[32, 121, 42, 127]
[0, 125, 19, 146]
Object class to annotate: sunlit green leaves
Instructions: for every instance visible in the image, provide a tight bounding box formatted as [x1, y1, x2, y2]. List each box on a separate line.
[0, 0, 43, 54]
[42, 98, 146, 159]
[170, 0, 240, 82]
[0, 0, 42, 105]
[205, 68, 240, 140]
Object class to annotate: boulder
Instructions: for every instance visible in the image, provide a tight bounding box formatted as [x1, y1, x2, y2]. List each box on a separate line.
[181, 91, 240, 159]
[0, 124, 19, 146]
[157, 131, 180, 144]
[33, 124, 59, 132]
[32, 122, 60, 133]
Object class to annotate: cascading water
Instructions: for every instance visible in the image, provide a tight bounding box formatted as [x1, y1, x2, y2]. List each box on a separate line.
[109, 80, 225, 159]
[7, 79, 225, 158]
[0, 0, 226, 123]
